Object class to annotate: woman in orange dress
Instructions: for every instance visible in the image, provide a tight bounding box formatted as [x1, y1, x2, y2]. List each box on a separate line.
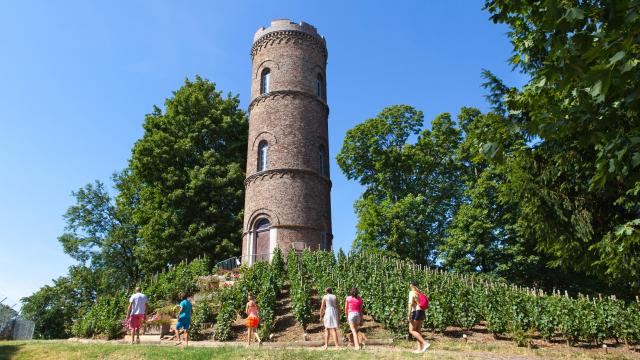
[245, 294, 261, 345]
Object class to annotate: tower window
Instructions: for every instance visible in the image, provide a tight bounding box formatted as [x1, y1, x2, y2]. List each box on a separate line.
[316, 73, 323, 98]
[260, 68, 271, 94]
[258, 140, 268, 172]
[319, 145, 327, 176]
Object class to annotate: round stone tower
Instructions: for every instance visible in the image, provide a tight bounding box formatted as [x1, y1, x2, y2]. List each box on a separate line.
[242, 19, 332, 264]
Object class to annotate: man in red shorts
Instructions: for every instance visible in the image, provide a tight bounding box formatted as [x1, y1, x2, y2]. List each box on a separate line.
[127, 287, 148, 344]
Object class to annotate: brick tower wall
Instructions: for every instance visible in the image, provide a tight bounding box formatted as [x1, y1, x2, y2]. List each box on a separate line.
[242, 19, 332, 263]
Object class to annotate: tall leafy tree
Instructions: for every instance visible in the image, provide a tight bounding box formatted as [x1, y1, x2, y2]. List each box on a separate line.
[130, 76, 248, 272]
[337, 105, 463, 265]
[482, 0, 640, 289]
[440, 109, 522, 274]
[440, 108, 604, 292]
[58, 176, 139, 289]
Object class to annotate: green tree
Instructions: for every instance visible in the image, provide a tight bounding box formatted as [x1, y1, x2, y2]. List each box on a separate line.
[482, 0, 640, 290]
[337, 105, 463, 264]
[58, 176, 140, 289]
[20, 267, 98, 339]
[129, 76, 248, 272]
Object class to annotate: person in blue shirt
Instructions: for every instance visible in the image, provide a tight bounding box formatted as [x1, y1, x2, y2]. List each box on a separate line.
[174, 292, 192, 346]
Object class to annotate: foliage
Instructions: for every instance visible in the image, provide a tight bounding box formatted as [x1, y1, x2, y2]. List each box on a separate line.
[271, 248, 286, 288]
[190, 300, 216, 341]
[20, 266, 100, 339]
[340, 104, 606, 292]
[58, 178, 140, 289]
[439, 108, 535, 278]
[214, 261, 282, 341]
[129, 76, 248, 273]
[213, 283, 242, 341]
[287, 250, 314, 331]
[240, 262, 281, 339]
[0, 304, 17, 322]
[337, 105, 464, 265]
[20, 279, 74, 339]
[297, 250, 640, 346]
[23, 77, 248, 339]
[482, 0, 640, 289]
[71, 291, 127, 340]
[142, 258, 209, 305]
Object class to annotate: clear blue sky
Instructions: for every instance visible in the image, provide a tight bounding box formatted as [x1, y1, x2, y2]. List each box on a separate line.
[0, 1, 526, 309]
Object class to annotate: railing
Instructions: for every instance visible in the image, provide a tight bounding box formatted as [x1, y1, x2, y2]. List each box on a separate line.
[216, 246, 321, 270]
[214, 256, 241, 271]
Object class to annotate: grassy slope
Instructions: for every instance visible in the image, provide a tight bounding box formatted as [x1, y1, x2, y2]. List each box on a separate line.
[1, 340, 639, 360]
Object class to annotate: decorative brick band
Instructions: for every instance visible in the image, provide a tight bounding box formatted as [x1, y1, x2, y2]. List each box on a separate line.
[244, 168, 332, 188]
[251, 30, 328, 60]
[248, 89, 329, 114]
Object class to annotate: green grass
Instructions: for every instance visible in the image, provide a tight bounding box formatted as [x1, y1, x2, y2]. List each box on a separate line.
[0, 341, 412, 360]
[1, 340, 638, 360]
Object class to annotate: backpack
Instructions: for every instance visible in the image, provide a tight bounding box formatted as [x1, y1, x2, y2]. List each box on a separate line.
[417, 292, 429, 309]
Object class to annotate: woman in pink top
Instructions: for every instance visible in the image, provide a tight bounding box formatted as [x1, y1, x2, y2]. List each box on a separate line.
[344, 287, 364, 349]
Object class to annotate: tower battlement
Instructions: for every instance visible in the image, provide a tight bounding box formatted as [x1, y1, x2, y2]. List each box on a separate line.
[253, 19, 325, 43]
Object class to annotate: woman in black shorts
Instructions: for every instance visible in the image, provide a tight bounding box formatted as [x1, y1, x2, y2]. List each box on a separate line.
[407, 280, 430, 353]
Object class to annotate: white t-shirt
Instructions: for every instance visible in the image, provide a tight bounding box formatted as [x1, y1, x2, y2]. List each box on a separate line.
[129, 293, 148, 315]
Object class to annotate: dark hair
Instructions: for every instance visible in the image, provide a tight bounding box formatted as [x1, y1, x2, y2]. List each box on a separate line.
[179, 292, 188, 300]
[409, 280, 419, 287]
[325, 287, 332, 294]
[350, 287, 359, 298]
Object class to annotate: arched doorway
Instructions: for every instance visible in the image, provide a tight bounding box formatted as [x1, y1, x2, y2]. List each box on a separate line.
[254, 218, 271, 262]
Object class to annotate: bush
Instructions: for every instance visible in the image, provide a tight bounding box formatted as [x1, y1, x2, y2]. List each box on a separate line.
[144, 259, 209, 303]
[214, 285, 242, 341]
[72, 292, 127, 339]
[190, 299, 216, 341]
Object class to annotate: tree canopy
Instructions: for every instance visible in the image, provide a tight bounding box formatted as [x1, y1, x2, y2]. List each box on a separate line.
[22, 77, 248, 338]
[128, 76, 247, 272]
[338, 1, 639, 293]
[337, 105, 464, 265]
[481, 0, 640, 289]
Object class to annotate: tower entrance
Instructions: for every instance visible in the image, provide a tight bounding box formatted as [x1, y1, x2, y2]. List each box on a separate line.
[254, 218, 271, 262]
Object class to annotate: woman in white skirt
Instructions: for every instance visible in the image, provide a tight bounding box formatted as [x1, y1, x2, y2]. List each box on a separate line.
[319, 287, 340, 349]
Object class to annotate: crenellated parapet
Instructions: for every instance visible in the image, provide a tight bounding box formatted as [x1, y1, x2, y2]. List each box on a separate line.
[251, 19, 327, 60]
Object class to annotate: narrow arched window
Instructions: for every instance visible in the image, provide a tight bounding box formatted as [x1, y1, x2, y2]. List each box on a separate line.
[319, 145, 327, 176]
[257, 140, 268, 172]
[260, 68, 271, 94]
[316, 73, 323, 98]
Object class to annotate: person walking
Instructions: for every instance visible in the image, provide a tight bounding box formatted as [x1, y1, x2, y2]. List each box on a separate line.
[344, 287, 364, 350]
[174, 292, 192, 346]
[407, 280, 431, 353]
[127, 287, 148, 344]
[245, 294, 261, 345]
[319, 287, 340, 349]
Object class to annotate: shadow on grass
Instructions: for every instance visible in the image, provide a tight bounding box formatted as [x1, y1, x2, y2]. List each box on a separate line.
[0, 343, 22, 360]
